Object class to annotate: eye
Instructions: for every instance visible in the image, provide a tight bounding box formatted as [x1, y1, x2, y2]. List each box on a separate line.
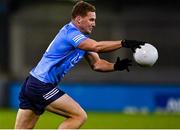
[90, 18, 95, 22]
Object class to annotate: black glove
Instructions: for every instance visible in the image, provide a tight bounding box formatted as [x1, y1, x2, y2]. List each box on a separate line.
[114, 57, 132, 72]
[122, 40, 146, 52]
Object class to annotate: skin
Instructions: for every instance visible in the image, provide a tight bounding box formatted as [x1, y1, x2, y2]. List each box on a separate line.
[14, 11, 124, 129]
[73, 12, 96, 35]
[72, 11, 123, 72]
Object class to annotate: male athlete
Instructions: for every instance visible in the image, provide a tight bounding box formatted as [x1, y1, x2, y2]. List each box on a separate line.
[14, 1, 145, 129]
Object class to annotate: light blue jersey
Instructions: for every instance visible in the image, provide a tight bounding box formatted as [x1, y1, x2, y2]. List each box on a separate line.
[30, 22, 88, 84]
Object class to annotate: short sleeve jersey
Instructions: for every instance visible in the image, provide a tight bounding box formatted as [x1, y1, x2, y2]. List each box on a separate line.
[30, 22, 88, 84]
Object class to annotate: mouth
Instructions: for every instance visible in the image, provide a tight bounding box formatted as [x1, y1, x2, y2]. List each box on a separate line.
[90, 27, 93, 31]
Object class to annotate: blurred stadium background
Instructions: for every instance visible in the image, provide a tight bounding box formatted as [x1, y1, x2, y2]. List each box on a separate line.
[1, 0, 180, 129]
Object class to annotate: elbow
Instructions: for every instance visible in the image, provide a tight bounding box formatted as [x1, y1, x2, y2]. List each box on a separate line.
[92, 66, 101, 72]
[92, 65, 99, 71]
[91, 62, 102, 72]
[91, 44, 101, 53]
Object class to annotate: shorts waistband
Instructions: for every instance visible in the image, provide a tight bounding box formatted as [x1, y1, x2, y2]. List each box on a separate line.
[29, 74, 57, 87]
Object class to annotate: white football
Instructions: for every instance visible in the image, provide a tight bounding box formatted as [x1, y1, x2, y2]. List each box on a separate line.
[133, 43, 158, 67]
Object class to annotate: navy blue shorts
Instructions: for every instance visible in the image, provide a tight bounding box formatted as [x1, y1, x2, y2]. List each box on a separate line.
[19, 75, 65, 115]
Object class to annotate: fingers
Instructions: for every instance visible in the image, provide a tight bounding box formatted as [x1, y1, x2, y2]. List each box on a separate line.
[114, 57, 132, 71]
[125, 59, 132, 64]
[117, 57, 120, 62]
[131, 48, 135, 53]
[133, 42, 146, 52]
[140, 41, 146, 45]
[126, 67, 130, 72]
[137, 46, 141, 49]
[124, 59, 132, 72]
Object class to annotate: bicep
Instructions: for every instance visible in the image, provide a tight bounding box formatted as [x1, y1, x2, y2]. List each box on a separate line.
[78, 38, 98, 52]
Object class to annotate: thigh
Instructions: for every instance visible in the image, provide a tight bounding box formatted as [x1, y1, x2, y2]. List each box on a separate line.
[14, 109, 39, 129]
[20, 75, 65, 115]
[46, 94, 85, 118]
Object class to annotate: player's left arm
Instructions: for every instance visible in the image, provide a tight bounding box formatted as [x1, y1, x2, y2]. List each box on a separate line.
[85, 52, 114, 72]
[85, 52, 132, 72]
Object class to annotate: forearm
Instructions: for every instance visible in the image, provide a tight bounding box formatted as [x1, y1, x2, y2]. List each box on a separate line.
[92, 59, 115, 72]
[78, 38, 146, 53]
[96, 40, 123, 53]
[78, 38, 124, 53]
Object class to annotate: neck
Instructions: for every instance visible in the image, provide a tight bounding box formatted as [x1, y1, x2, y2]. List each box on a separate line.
[71, 20, 84, 33]
[71, 20, 79, 28]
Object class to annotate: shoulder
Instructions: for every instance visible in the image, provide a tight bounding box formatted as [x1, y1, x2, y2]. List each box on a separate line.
[66, 23, 87, 41]
[59, 22, 88, 48]
[67, 25, 81, 36]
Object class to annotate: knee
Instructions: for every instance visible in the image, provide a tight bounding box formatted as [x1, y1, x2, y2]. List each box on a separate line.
[80, 110, 88, 123]
[75, 109, 88, 125]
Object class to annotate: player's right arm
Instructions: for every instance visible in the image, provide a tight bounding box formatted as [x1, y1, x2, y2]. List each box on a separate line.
[67, 25, 145, 53]
[78, 38, 146, 53]
[78, 38, 122, 53]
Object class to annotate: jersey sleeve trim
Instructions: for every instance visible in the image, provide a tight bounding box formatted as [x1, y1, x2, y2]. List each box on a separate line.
[67, 27, 88, 48]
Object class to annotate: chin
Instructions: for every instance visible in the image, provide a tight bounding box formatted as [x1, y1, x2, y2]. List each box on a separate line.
[84, 31, 91, 35]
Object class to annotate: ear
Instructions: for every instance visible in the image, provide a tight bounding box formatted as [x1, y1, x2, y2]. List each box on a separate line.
[75, 16, 82, 24]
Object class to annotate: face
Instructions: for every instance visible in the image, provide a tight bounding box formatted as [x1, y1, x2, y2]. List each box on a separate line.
[77, 12, 96, 34]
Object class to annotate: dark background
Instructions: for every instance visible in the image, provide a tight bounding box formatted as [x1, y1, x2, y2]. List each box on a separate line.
[0, 0, 180, 84]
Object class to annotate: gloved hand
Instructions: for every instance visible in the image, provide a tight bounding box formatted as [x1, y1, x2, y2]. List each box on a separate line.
[114, 57, 132, 72]
[121, 40, 146, 52]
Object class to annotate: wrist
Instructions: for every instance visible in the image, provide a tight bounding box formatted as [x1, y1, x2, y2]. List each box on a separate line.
[121, 40, 126, 47]
[113, 63, 118, 71]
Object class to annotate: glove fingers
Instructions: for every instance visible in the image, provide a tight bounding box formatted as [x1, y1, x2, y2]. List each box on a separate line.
[128, 63, 132, 66]
[117, 57, 120, 62]
[114, 57, 132, 72]
[141, 42, 146, 45]
[131, 48, 135, 53]
[137, 45, 141, 49]
[124, 59, 132, 64]
[126, 67, 130, 72]
[128, 59, 132, 63]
